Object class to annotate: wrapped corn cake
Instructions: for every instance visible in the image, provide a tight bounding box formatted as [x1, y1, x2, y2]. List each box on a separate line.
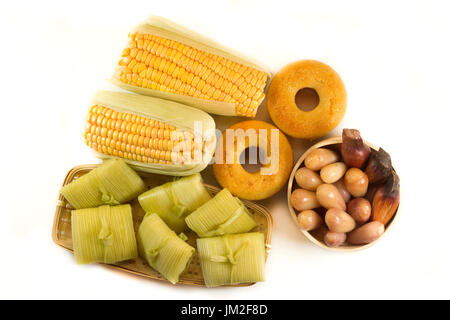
[138, 173, 211, 233]
[185, 188, 257, 237]
[71, 204, 138, 265]
[60, 158, 146, 209]
[197, 232, 266, 287]
[137, 213, 195, 284]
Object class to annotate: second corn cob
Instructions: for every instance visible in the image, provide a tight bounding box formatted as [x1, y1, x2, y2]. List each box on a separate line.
[84, 90, 216, 176]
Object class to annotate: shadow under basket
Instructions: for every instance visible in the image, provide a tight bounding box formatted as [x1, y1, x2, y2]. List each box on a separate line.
[52, 164, 273, 286]
[287, 136, 400, 252]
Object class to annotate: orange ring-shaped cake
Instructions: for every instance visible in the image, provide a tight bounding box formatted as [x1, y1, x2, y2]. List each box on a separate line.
[213, 120, 293, 200]
[267, 60, 347, 139]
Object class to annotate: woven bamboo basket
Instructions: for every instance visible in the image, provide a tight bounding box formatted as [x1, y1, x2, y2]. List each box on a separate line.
[52, 164, 273, 286]
[287, 136, 400, 252]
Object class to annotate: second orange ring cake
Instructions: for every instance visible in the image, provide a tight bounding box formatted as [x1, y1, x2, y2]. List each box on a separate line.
[213, 120, 293, 201]
[267, 60, 347, 139]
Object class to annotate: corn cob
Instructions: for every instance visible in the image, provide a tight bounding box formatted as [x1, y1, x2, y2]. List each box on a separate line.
[84, 90, 216, 176]
[61, 158, 146, 209]
[112, 16, 271, 118]
[137, 213, 195, 284]
[197, 232, 266, 287]
[71, 204, 138, 265]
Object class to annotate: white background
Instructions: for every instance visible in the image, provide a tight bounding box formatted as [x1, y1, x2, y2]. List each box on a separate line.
[1, 0, 449, 299]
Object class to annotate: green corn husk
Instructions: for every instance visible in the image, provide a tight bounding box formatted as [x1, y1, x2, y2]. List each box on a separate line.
[137, 213, 195, 284]
[138, 173, 211, 233]
[61, 158, 146, 209]
[71, 204, 138, 265]
[197, 232, 266, 287]
[185, 188, 257, 237]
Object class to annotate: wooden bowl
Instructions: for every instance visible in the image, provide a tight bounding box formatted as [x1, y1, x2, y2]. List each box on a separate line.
[287, 136, 399, 252]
